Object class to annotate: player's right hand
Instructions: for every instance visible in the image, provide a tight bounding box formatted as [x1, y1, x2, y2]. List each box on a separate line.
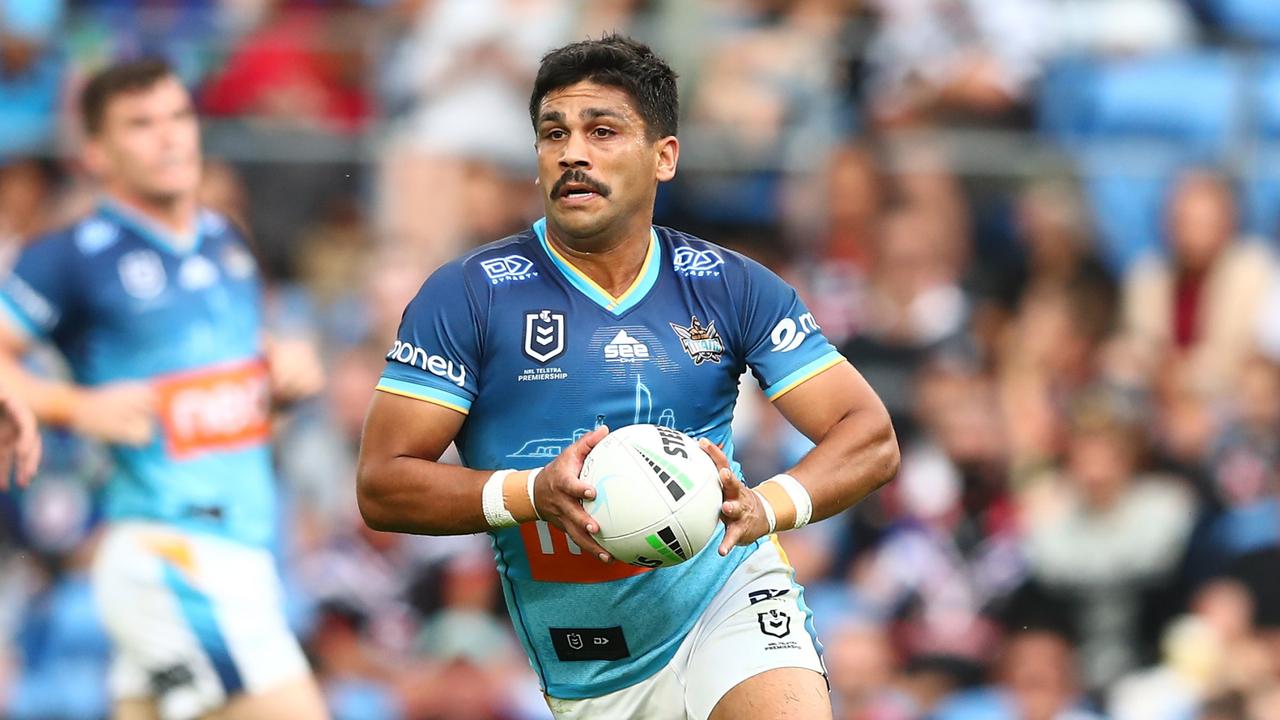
[533, 425, 614, 563]
[0, 390, 40, 490]
[70, 382, 158, 446]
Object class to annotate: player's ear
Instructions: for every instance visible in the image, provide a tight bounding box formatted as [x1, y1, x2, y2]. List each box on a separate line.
[655, 136, 678, 183]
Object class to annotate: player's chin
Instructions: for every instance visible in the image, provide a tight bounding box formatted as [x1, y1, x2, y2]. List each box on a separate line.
[549, 206, 613, 237]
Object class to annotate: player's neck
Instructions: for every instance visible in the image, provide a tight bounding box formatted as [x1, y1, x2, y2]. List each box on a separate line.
[104, 188, 199, 248]
[546, 219, 653, 299]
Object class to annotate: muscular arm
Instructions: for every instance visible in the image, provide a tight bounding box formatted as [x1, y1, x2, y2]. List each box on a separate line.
[0, 321, 155, 445]
[355, 391, 490, 534]
[356, 390, 611, 561]
[0, 322, 75, 426]
[770, 361, 899, 525]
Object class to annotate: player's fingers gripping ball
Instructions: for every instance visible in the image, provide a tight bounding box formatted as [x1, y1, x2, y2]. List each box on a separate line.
[579, 424, 724, 568]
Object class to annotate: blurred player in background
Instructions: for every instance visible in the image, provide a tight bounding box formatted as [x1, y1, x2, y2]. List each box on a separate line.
[358, 35, 900, 719]
[0, 60, 327, 720]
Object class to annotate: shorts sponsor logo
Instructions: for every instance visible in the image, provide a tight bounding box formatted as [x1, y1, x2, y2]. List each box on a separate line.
[481, 255, 538, 284]
[523, 310, 566, 364]
[769, 313, 819, 353]
[670, 315, 724, 365]
[673, 247, 723, 277]
[156, 359, 271, 460]
[603, 329, 649, 362]
[549, 626, 630, 661]
[758, 609, 792, 638]
[149, 663, 196, 696]
[387, 340, 468, 387]
[119, 250, 167, 300]
[747, 588, 790, 605]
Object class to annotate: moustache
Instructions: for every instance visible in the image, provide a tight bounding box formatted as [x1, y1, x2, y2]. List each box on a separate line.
[551, 170, 611, 199]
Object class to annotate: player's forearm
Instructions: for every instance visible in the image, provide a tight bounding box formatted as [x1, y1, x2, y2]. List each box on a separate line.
[0, 352, 79, 427]
[769, 406, 899, 527]
[355, 455, 538, 535]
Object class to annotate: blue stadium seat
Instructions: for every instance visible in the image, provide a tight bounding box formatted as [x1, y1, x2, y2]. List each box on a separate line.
[1087, 52, 1242, 154]
[1242, 54, 1280, 241]
[1207, 0, 1280, 45]
[1047, 53, 1243, 271]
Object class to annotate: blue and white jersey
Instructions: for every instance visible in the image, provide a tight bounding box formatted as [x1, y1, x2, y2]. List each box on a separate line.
[379, 218, 843, 698]
[0, 202, 275, 548]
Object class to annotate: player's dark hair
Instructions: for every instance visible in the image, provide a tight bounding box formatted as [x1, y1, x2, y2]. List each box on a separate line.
[530, 34, 678, 140]
[80, 58, 178, 136]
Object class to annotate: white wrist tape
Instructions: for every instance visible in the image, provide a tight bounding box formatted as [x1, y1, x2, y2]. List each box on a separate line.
[768, 473, 813, 529]
[752, 488, 777, 534]
[482, 469, 518, 529]
[526, 467, 543, 521]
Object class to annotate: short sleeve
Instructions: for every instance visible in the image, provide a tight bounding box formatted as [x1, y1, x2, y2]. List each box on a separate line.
[739, 259, 844, 401]
[376, 262, 482, 414]
[0, 236, 75, 342]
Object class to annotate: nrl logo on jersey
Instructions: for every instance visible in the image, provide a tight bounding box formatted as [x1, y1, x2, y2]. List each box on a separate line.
[672, 247, 723, 277]
[669, 315, 724, 365]
[481, 255, 538, 285]
[119, 250, 167, 300]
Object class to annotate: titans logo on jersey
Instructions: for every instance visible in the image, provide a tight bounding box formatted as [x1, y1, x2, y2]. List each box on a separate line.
[0, 202, 276, 547]
[378, 218, 843, 698]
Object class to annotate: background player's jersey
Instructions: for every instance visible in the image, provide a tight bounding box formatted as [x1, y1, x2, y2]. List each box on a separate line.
[379, 218, 843, 698]
[0, 201, 275, 548]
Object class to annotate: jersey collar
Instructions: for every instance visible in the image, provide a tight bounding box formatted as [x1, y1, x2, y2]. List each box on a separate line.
[98, 198, 203, 257]
[532, 217, 661, 316]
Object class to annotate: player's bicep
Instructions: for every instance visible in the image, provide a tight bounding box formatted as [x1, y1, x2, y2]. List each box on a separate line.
[360, 390, 465, 464]
[772, 360, 888, 444]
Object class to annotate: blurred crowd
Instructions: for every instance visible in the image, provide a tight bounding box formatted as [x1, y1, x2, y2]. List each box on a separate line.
[5, 1, 1280, 719]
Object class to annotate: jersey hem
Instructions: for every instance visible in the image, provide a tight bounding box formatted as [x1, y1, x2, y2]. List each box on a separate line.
[538, 539, 767, 700]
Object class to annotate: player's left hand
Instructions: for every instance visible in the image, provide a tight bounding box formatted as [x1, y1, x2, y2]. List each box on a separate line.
[699, 439, 771, 556]
[265, 336, 325, 405]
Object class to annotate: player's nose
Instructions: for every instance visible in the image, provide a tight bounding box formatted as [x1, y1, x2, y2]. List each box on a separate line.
[558, 131, 592, 171]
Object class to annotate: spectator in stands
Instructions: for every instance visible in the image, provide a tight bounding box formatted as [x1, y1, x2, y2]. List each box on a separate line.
[933, 625, 1103, 720]
[863, 0, 1053, 127]
[1020, 389, 1195, 690]
[841, 203, 970, 427]
[1050, 0, 1198, 55]
[378, 0, 567, 259]
[1123, 169, 1276, 399]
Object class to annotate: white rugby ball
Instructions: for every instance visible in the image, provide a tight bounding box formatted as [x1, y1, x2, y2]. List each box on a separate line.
[580, 424, 723, 568]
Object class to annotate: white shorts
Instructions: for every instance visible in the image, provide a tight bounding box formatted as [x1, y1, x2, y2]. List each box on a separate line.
[91, 522, 311, 720]
[546, 538, 827, 720]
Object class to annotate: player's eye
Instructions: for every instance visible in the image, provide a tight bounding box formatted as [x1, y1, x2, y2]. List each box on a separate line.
[544, 128, 567, 141]
[591, 127, 616, 138]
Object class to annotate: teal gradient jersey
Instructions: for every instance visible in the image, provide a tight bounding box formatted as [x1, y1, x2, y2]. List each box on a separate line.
[378, 218, 843, 698]
[0, 202, 275, 547]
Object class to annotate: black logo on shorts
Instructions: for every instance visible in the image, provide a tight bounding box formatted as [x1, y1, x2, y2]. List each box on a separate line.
[150, 663, 195, 696]
[747, 588, 790, 605]
[758, 609, 792, 638]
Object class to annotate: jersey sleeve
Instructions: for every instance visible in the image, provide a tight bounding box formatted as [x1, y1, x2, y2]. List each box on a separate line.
[376, 262, 482, 414]
[0, 236, 75, 342]
[738, 259, 844, 401]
